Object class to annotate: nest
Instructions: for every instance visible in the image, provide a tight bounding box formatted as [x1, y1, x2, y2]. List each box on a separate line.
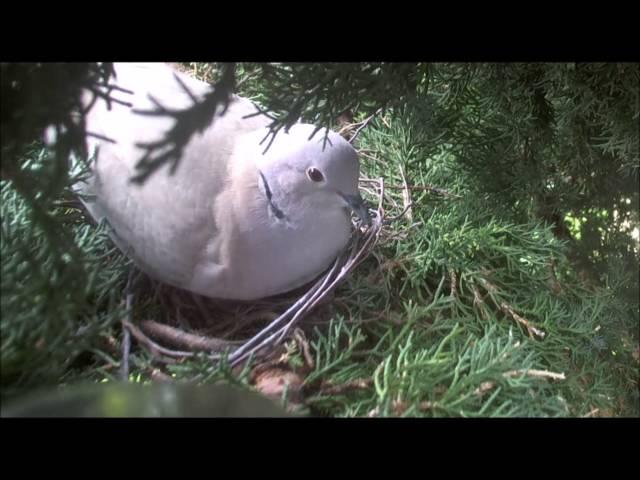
[122, 177, 396, 369]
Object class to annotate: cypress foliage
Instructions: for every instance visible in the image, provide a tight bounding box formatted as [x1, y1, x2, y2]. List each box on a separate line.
[1, 63, 637, 416]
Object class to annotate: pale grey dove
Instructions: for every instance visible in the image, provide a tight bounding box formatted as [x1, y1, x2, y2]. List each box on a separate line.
[73, 63, 369, 300]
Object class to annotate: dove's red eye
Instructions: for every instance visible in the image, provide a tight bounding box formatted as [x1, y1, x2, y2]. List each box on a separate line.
[307, 167, 324, 182]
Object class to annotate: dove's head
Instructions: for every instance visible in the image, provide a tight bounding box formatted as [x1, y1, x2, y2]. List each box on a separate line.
[254, 124, 370, 225]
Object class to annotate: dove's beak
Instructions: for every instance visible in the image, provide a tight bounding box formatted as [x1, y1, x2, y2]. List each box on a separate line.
[340, 193, 371, 227]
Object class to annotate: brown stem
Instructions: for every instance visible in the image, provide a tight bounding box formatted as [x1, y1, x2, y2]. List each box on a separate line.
[140, 320, 240, 353]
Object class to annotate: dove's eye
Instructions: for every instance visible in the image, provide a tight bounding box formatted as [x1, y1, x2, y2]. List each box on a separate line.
[307, 167, 324, 183]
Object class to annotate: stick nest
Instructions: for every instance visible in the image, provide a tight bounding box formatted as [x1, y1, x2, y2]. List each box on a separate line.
[125, 177, 392, 368]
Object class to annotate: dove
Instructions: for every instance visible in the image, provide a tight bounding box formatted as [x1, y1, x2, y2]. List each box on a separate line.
[74, 62, 369, 300]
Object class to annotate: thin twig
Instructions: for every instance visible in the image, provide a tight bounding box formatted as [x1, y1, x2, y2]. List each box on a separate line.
[449, 269, 458, 298]
[477, 276, 546, 339]
[190, 292, 213, 320]
[582, 408, 600, 418]
[293, 328, 314, 370]
[548, 257, 563, 294]
[120, 322, 131, 381]
[120, 271, 135, 381]
[500, 302, 546, 339]
[357, 151, 380, 163]
[398, 163, 413, 222]
[503, 369, 566, 381]
[52, 199, 84, 209]
[140, 320, 241, 353]
[148, 368, 174, 383]
[319, 378, 372, 396]
[122, 319, 195, 359]
[418, 401, 436, 411]
[474, 369, 565, 396]
[473, 381, 496, 396]
[392, 400, 410, 415]
[384, 202, 414, 223]
[348, 108, 383, 145]
[471, 284, 488, 319]
[362, 180, 462, 199]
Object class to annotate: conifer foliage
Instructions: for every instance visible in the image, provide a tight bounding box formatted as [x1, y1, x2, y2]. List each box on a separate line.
[1, 63, 638, 416]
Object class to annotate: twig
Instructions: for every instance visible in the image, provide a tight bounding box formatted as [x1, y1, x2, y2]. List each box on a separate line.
[391, 400, 409, 415]
[139, 320, 241, 353]
[208, 310, 279, 339]
[398, 163, 413, 222]
[357, 150, 381, 163]
[582, 408, 600, 418]
[348, 108, 383, 145]
[250, 357, 293, 378]
[292, 328, 315, 370]
[383, 202, 414, 223]
[473, 381, 496, 396]
[360, 177, 461, 203]
[374, 182, 462, 199]
[548, 257, 563, 294]
[477, 276, 546, 339]
[471, 284, 488, 319]
[367, 407, 380, 417]
[503, 369, 566, 381]
[52, 199, 84, 210]
[449, 269, 458, 298]
[500, 341, 521, 361]
[120, 271, 135, 381]
[418, 401, 436, 411]
[189, 292, 214, 321]
[226, 261, 342, 366]
[120, 298, 131, 381]
[148, 368, 174, 383]
[122, 319, 195, 359]
[500, 302, 546, 339]
[319, 378, 372, 396]
[337, 110, 356, 139]
[474, 369, 566, 396]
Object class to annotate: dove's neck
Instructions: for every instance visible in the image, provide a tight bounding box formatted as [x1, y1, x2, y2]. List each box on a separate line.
[257, 169, 287, 221]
